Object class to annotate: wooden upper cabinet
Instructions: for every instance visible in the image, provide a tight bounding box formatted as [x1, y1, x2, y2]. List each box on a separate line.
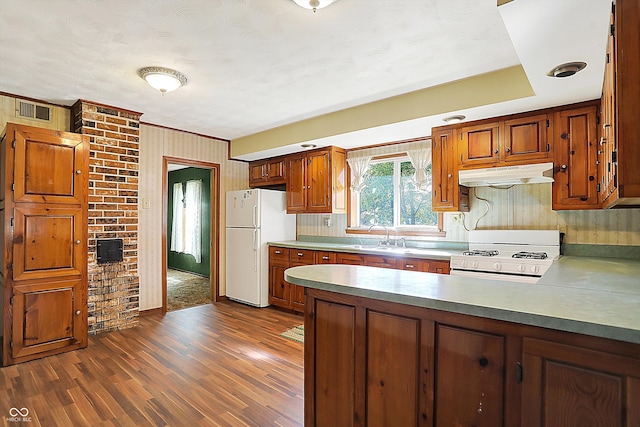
[285, 146, 346, 214]
[552, 106, 600, 209]
[502, 114, 551, 163]
[432, 128, 469, 212]
[600, 0, 640, 208]
[458, 122, 500, 167]
[285, 154, 307, 212]
[248, 157, 286, 188]
[10, 124, 87, 205]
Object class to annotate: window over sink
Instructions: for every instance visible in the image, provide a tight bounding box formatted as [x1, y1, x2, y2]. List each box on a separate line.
[348, 154, 442, 235]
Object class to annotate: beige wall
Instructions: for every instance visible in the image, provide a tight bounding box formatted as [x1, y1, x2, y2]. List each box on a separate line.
[0, 94, 70, 131]
[138, 125, 248, 310]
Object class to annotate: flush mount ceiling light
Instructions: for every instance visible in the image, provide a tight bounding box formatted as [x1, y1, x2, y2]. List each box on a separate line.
[138, 67, 187, 93]
[301, 143, 317, 149]
[443, 115, 466, 124]
[546, 61, 587, 78]
[292, 0, 338, 13]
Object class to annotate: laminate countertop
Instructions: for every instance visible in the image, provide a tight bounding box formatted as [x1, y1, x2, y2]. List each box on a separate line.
[285, 256, 640, 345]
[268, 240, 459, 260]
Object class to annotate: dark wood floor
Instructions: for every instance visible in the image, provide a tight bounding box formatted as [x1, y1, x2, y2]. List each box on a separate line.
[0, 301, 304, 426]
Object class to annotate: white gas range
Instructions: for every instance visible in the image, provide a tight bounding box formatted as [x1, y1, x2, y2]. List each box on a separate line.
[450, 230, 561, 283]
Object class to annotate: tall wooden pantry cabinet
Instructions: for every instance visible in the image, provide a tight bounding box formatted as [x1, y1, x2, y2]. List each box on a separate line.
[1, 123, 89, 366]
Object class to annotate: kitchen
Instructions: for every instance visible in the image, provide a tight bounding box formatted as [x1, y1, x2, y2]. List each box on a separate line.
[1, 0, 640, 425]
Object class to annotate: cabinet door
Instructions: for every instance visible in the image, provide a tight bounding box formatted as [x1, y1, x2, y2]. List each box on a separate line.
[269, 263, 291, 309]
[12, 205, 85, 282]
[432, 129, 458, 211]
[11, 278, 86, 360]
[366, 310, 431, 427]
[502, 114, 550, 163]
[291, 284, 305, 313]
[552, 106, 599, 209]
[10, 125, 87, 205]
[308, 298, 357, 427]
[459, 122, 500, 167]
[599, 8, 616, 205]
[306, 150, 332, 212]
[266, 158, 286, 183]
[522, 338, 640, 427]
[286, 154, 306, 213]
[248, 161, 266, 187]
[436, 325, 504, 426]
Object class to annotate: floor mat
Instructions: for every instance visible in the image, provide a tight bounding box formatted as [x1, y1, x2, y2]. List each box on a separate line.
[281, 324, 304, 343]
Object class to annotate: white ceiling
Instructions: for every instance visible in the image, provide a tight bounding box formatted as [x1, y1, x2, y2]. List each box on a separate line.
[0, 0, 611, 160]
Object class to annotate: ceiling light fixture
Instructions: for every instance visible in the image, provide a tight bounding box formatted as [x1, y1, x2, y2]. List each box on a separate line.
[546, 61, 587, 78]
[443, 115, 466, 124]
[138, 67, 187, 93]
[301, 143, 317, 149]
[292, 0, 337, 13]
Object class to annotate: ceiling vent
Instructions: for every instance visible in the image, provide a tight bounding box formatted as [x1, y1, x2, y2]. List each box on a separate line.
[15, 99, 52, 122]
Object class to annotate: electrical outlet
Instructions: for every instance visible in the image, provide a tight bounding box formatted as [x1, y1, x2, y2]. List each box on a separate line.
[451, 213, 463, 224]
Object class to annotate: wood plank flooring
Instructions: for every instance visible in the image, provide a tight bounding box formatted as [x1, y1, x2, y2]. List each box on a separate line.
[0, 301, 304, 426]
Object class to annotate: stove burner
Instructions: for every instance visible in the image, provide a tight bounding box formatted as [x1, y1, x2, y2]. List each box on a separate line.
[512, 251, 548, 260]
[462, 250, 500, 257]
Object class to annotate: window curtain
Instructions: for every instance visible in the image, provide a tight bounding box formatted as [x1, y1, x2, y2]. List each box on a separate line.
[407, 148, 432, 192]
[347, 156, 372, 192]
[170, 180, 202, 263]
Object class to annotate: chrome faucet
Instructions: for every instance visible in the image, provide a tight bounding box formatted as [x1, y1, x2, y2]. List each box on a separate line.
[368, 224, 392, 245]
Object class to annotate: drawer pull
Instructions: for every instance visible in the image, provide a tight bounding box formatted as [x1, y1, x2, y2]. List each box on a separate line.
[322, 256, 329, 260]
[275, 250, 282, 254]
[406, 264, 415, 268]
[297, 252, 303, 257]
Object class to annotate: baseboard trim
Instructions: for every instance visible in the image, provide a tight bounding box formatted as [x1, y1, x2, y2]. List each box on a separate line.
[139, 307, 164, 317]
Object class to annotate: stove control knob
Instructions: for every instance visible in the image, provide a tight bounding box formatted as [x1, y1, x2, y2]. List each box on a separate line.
[471, 261, 479, 269]
[494, 263, 502, 271]
[517, 264, 525, 273]
[530, 265, 540, 274]
[461, 260, 467, 268]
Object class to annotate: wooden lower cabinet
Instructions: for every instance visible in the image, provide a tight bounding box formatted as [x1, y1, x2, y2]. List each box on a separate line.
[304, 288, 640, 427]
[305, 293, 434, 427]
[269, 246, 450, 313]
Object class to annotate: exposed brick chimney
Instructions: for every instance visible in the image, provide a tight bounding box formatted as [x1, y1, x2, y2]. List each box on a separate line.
[71, 100, 141, 334]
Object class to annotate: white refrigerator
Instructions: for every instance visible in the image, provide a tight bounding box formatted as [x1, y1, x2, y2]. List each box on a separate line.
[225, 189, 296, 307]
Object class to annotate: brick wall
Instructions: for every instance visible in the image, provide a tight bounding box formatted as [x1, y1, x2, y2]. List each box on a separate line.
[71, 100, 141, 334]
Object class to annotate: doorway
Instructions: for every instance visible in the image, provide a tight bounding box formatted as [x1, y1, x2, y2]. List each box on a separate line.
[162, 157, 220, 313]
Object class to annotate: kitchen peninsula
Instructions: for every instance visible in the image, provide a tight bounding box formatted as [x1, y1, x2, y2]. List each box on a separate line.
[286, 258, 640, 426]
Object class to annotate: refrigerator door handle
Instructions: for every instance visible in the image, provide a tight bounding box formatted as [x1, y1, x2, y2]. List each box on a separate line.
[253, 229, 258, 272]
[253, 205, 258, 228]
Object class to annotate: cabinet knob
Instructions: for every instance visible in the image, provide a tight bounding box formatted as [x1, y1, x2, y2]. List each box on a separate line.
[75, 240, 81, 244]
[479, 356, 489, 367]
[561, 132, 568, 140]
[603, 123, 611, 129]
[505, 148, 511, 153]
[494, 150, 499, 154]
[600, 137, 606, 145]
[76, 170, 82, 174]
[447, 173, 452, 178]
[76, 310, 81, 315]
[560, 164, 567, 172]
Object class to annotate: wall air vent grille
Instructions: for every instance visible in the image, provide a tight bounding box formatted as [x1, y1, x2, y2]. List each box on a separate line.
[16, 100, 52, 122]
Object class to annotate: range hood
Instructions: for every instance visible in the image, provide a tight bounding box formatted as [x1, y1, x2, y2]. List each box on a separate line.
[458, 162, 554, 187]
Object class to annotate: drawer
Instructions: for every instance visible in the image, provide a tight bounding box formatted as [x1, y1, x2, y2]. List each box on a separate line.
[400, 258, 428, 272]
[315, 251, 337, 264]
[269, 246, 290, 262]
[364, 255, 399, 269]
[290, 248, 314, 265]
[336, 253, 364, 265]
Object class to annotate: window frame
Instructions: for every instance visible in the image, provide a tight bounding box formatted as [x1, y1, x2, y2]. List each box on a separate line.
[346, 153, 444, 237]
